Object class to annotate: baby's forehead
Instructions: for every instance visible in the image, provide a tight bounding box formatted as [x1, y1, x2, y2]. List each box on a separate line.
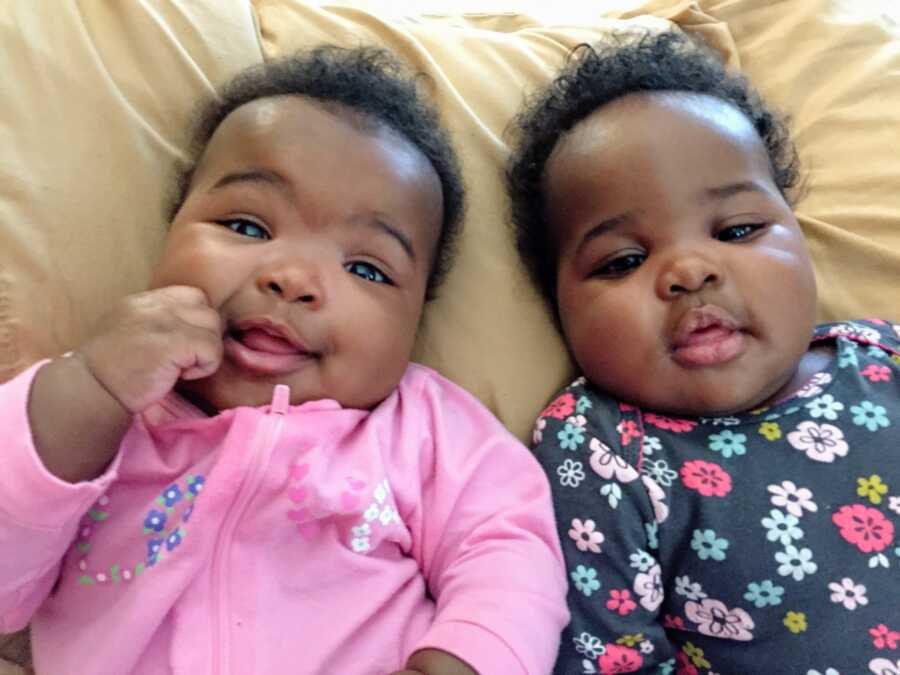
[556, 92, 762, 162]
[192, 96, 439, 197]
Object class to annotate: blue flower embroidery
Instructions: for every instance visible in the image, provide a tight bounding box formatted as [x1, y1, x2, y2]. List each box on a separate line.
[161, 484, 183, 508]
[187, 475, 204, 498]
[850, 401, 890, 431]
[838, 342, 859, 369]
[557, 423, 586, 450]
[570, 565, 601, 597]
[143, 509, 167, 533]
[691, 529, 729, 561]
[708, 430, 747, 458]
[744, 580, 784, 608]
[166, 529, 183, 552]
[645, 522, 659, 550]
[575, 396, 593, 414]
[146, 538, 164, 566]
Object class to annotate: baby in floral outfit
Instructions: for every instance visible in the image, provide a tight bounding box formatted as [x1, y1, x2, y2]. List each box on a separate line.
[506, 30, 900, 675]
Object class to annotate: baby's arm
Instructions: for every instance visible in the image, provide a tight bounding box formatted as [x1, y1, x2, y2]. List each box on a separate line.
[398, 374, 569, 675]
[28, 286, 223, 482]
[0, 286, 221, 629]
[533, 390, 677, 672]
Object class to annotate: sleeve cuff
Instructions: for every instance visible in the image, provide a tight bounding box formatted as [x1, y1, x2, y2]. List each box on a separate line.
[410, 619, 526, 675]
[0, 360, 123, 529]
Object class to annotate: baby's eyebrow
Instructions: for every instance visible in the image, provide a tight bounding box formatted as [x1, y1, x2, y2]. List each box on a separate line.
[361, 216, 416, 262]
[576, 213, 630, 257]
[209, 168, 289, 194]
[703, 180, 767, 201]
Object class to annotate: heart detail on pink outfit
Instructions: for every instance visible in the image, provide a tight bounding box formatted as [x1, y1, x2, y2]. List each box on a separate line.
[346, 477, 367, 491]
[296, 521, 321, 540]
[290, 463, 310, 481]
[286, 508, 310, 523]
[288, 486, 308, 503]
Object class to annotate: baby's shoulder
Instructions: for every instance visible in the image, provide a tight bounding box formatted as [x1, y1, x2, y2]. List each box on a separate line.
[814, 319, 900, 354]
[531, 377, 644, 468]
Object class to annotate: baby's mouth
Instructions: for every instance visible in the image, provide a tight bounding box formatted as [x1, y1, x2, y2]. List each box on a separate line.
[233, 327, 304, 356]
[671, 305, 748, 368]
[224, 320, 317, 376]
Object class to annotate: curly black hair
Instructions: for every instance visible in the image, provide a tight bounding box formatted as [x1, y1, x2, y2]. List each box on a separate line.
[169, 45, 465, 298]
[506, 30, 800, 311]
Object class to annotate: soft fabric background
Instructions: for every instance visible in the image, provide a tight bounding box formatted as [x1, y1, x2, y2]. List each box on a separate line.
[1, 1, 898, 670]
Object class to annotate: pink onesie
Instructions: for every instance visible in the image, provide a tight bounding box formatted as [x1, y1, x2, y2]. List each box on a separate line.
[0, 360, 568, 674]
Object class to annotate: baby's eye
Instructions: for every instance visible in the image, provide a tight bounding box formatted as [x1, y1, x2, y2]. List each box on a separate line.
[219, 218, 270, 240]
[592, 253, 646, 278]
[345, 261, 392, 284]
[717, 223, 764, 242]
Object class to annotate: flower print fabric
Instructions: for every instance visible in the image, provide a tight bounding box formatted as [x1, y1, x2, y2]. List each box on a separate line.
[534, 321, 900, 675]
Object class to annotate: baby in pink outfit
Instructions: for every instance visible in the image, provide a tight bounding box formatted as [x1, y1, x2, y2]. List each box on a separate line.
[0, 46, 567, 675]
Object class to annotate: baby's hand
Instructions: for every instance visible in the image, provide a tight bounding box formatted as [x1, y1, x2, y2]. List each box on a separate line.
[389, 649, 477, 675]
[78, 286, 224, 413]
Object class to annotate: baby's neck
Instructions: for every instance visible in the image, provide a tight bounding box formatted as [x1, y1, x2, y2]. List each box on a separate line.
[750, 342, 835, 412]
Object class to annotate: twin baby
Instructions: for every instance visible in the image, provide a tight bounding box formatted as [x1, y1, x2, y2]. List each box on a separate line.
[1, 30, 898, 675]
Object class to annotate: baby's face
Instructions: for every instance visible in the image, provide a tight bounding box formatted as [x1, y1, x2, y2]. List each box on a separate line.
[151, 95, 442, 411]
[545, 92, 818, 416]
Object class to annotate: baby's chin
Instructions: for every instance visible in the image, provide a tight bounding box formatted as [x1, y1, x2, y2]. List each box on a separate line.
[175, 375, 395, 415]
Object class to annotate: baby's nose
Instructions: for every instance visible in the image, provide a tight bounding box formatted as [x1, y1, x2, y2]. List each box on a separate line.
[256, 261, 324, 307]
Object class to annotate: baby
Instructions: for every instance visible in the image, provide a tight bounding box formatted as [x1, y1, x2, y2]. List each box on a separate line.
[0, 46, 568, 675]
[507, 31, 899, 675]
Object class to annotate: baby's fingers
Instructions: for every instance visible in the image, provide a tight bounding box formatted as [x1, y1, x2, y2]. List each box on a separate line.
[175, 325, 224, 381]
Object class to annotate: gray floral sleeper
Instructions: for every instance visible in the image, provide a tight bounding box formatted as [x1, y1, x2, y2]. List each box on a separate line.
[533, 320, 900, 675]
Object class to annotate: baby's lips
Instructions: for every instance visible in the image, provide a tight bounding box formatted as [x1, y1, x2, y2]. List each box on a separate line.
[237, 327, 304, 355]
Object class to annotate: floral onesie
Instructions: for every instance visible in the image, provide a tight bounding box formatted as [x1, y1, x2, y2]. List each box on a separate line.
[533, 320, 900, 675]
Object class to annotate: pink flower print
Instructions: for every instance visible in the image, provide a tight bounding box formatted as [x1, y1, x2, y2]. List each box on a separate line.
[569, 518, 605, 553]
[590, 438, 640, 482]
[532, 417, 546, 444]
[597, 644, 643, 674]
[869, 658, 900, 675]
[828, 577, 868, 610]
[664, 614, 686, 630]
[644, 413, 697, 433]
[607, 589, 637, 616]
[871, 624, 900, 650]
[675, 651, 699, 675]
[795, 371, 832, 398]
[786, 421, 849, 463]
[685, 598, 755, 641]
[634, 564, 664, 612]
[861, 364, 892, 382]
[642, 475, 670, 523]
[541, 393, 575, 420]
[767, 480, 817, 517]
[832, 504, 895, 553]
[617, 419, 640, 446]
[680, 460, 732, 497]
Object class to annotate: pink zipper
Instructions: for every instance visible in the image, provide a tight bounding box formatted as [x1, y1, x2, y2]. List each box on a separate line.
[209, 385, 290, 674]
